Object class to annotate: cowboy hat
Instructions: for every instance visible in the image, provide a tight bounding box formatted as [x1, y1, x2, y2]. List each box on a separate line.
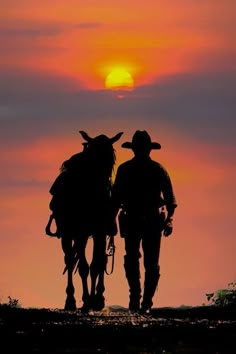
[121, 130, 161, 150]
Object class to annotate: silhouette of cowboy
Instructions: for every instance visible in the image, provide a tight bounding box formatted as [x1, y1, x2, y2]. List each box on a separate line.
[111, 130, 177, 314]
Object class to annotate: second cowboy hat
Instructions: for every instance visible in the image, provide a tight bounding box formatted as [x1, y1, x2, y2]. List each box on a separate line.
[122, 130, 161, 150]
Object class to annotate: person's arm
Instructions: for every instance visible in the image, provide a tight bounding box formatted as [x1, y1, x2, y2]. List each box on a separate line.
[110, 165, 124, 218]
[161, 167, 177, 236]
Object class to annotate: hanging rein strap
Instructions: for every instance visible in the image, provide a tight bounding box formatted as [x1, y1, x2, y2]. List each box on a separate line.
[45, 214, 59, 237]
[105, 235, 115, 275]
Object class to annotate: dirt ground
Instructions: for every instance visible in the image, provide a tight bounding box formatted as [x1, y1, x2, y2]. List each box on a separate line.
[0, 305, 236, 353]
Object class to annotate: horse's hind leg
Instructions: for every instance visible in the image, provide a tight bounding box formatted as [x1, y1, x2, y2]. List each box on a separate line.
[61, 238, 77, 311]
[90, 234, 107, 310]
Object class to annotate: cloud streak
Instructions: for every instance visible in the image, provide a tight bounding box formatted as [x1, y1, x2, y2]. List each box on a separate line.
[0, 69, 235, 146]
[0, 21, 102, 38]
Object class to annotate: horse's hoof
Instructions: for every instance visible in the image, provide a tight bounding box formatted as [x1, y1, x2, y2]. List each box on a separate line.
[91, 295, 105, 311]
[64, 297, 77, 311]
[80, 302, 90, 313]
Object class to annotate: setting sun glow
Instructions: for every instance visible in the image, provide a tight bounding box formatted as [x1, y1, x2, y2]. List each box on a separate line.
[105, 68, 134, 90]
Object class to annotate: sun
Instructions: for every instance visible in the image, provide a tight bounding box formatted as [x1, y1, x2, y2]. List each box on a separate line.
[105, 68, 134, 90]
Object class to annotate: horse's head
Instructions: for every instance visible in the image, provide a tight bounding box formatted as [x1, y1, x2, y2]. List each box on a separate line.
[79, 131, 123, 147]
[79, 130, 123, 178]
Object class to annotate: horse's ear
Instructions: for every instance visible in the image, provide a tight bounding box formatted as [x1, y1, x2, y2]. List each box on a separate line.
[79, 131, 92, 142]
[110, 132, 124, 144]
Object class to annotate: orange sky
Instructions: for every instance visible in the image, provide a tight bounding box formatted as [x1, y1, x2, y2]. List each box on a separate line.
[0, 0, 235, 309]
[1, 0, 235, 88]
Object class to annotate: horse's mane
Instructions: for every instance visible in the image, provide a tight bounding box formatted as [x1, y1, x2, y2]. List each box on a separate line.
[59, 140, 117, 190]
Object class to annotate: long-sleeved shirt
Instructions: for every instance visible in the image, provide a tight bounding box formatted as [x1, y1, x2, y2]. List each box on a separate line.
[111, 156, 177, 218]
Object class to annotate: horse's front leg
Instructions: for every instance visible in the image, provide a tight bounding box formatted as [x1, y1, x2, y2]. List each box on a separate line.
[90, 234, 107, 310]
[76, 237, 90, 311]
[61, 237, 77, 311]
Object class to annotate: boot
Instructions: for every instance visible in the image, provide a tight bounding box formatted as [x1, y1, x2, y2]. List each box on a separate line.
[140, 266, 160, 314]
[124, 256, 141, 312]
[129, 293, 141, 312]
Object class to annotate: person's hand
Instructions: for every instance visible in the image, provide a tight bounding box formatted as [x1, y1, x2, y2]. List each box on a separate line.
[163, 218, 173, 237]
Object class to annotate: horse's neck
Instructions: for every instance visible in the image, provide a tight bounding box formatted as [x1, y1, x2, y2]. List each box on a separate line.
[66, 150, 113, 189]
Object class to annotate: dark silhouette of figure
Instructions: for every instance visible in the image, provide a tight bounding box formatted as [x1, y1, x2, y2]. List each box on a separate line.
[111, 130, 177, 314]
[47, 131, 123, 312]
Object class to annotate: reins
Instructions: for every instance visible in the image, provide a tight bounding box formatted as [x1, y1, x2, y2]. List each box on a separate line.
[105, 235, 115, 275]
[45, 214, 59, 237]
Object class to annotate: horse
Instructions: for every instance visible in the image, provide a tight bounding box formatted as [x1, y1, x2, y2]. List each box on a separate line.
[47, 131, 123, 312]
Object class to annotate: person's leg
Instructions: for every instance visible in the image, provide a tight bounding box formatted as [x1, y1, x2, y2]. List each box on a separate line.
[124, 235, 142, 311]
[141, 232, 161, 313]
